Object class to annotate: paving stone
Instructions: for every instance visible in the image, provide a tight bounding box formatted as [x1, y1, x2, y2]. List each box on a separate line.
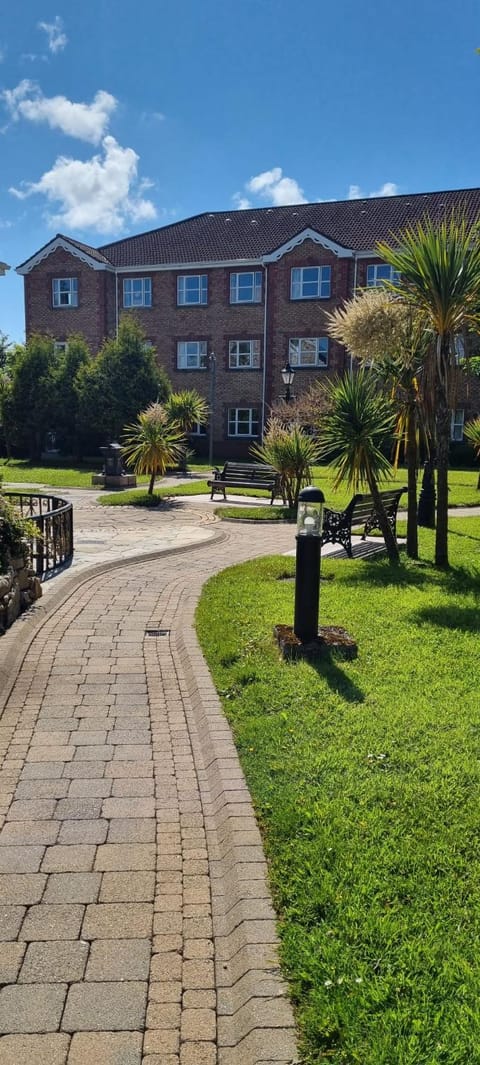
[146, 1002, 181, 1029]
[0, 942, 26, 983]
[21, 764, 64, 780]
[19, 903, 84, 941]
[67, 1031, 142, 1064]
[71, 731, 107, 746]
[105, 762, 153, 779]
[19, 940, 89, 983]
[85, 938, 151, 981]
[100, 871, 155, 902]
[82, 902, 153, 939]
[150, 953, 182, 982]
[181, 1008, 216, 1041]
[0, 1033, 70, 1064]
[6, 800, 57, 821]
[26, 746, 74, 763]
[143, 1029, 179, 1054]
[182, 960, 215, 990]
[62, 762, 107, 779]
[0, 983, 67, 1033]
[68, 779, 112, 798]
[0, 906, 26, 941]
[41, 845, 96, 872]
[149, 981, 182, 1003]
[0, 874, 46, 905]
[94, 843, 156, 871]
[180, 1044, 216, 1065]
[15, 781, 69, 800]
[54, 798, 103, 820]
[43, 872, 101, 903]
[0, 822, 59, 847]
[102, 797, 155, 819]
[107, 818, 156, 843]
[58, 820, 108, 845]
[62, 981, 147, 1031]
[0, 847, 45, 873]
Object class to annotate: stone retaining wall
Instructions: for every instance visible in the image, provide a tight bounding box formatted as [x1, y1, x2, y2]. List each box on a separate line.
[0, 554, 42, 635]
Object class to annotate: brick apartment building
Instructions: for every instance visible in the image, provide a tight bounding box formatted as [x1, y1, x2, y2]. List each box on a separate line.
[17, 187, 480, 456]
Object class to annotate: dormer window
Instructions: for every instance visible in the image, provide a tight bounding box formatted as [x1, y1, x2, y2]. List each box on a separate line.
[52, 278, 78, 307]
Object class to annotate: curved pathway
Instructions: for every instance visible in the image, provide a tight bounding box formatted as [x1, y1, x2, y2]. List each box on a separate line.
[0, 512, 299, 1065]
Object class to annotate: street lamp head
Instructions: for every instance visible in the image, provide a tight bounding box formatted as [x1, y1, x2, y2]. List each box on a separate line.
[297, 486, 325, 537]
[281, 362, 295, 387]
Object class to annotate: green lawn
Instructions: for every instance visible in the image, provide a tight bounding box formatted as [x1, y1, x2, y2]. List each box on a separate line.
[215, 504, 296, 521]
[97, 481, 272, 506]
[0, 458, 152, 489]
[196, 519, 480, 1065]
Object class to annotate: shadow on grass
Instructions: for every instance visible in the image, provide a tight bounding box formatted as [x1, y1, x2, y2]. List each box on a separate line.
[308, 653, 364, 704]
[412, 603, 480, 632]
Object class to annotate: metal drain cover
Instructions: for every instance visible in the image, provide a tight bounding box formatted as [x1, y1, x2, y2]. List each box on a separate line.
[145, 629, 170, 637]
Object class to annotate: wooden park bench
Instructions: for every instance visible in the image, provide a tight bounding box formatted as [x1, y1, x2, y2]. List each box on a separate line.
[207, 462, 281, 503]
[321, 487, 407, 558]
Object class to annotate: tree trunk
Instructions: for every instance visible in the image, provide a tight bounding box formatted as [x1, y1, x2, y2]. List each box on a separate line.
[366, 472, 400, 564]
[148, 470, 156, 495]
[434, 335, 451, 568]
[406, 400, 418, 559]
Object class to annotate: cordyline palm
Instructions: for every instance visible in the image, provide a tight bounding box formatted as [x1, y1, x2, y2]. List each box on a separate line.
[122, 403, 184, 495]
[164, 390, 209, 472]
[378, 215, 480, 567]
[320, 370, 400, 564]
[327, 288, 432, 559]
[464, 418, 480, 488]
[251, 418, 322, 509]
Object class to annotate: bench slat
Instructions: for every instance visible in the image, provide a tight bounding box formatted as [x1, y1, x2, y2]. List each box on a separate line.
[321, 488, 406, 558]
[207, 462, 281, 503]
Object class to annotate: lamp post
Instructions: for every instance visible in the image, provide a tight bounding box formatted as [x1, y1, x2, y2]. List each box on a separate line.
[208, 352, 216, 467]
[281, 362, 295, 403]
[294, 486, 325, 643]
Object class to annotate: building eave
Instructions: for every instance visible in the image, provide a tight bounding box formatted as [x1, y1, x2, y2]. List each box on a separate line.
[16, 236, 114, 275]
[263, 227, 354, 262]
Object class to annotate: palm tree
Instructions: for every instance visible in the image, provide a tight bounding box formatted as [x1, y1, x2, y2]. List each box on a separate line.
[327, 288, 432, 559]
[464, 418, 480, 488]
[122, 403, 184, 495]
[251, 418, 322, 510]
[320, 370, 400, 564]
[377, 216, 480, 567]
[164, 390, 209, 471]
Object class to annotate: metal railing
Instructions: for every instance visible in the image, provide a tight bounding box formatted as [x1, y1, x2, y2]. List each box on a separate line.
[5, 492, 74, 577]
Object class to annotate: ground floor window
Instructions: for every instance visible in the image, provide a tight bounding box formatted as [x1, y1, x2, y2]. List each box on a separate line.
[450, 409, 464, 441]
[177, 341, 208, 369]
[53, 341, 68, 354]
[190, 420, 207, 436]
[288, 337, 329, 368]
[228, 408, 259, 437]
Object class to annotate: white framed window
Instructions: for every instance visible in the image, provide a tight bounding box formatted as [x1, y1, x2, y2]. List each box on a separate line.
[229, 339, 261, 369]
[230, 271, 262, 304]
[53, 341, 68, 355]
[366, 264, 400, 287]
[291, 266, 331, 300]
[177, 341, 208, 370]
[228, 407, 259, 437]
[177, 274, 208, 305]
[450, 409, 465, 442]
[454, 335, 465, 362]
[123, 277, 152, 308]
[190, 419, 207, 436]
[289, 337, 329, 368]
[52, 278, 78, 307]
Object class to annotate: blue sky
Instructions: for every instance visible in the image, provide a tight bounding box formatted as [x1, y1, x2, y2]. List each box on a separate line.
[1, 0, 479, 342]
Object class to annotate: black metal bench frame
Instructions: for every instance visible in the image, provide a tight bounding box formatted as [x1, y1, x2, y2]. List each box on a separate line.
[321, 488, 406, 558]
[207, 462, 281, 504]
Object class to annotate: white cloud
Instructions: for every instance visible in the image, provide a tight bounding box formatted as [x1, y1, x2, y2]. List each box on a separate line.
[232, 192, 252, 210]
[349, 181, 399, 200]
[9, 135, 157, 235]
[2, 80, 116, 144]
[38, 16, 67, 54]
[246, 166, 307, 206]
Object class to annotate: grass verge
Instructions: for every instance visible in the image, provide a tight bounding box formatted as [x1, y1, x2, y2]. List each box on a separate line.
[196, 518, 480, 1065]
[214, 505, 296, 521]
[97, 481, 273, 506]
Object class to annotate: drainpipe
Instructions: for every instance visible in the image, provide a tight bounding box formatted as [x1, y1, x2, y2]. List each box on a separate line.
[115, 271, 119, 337]
[261, 264, 268, 440]
[350, 252, 358, 373]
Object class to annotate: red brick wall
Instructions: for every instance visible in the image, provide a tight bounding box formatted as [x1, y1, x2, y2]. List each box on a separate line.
[25, 248, 114, 352]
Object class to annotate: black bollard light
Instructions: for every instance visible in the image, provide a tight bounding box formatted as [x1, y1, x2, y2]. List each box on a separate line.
[294, 486, 325, 643]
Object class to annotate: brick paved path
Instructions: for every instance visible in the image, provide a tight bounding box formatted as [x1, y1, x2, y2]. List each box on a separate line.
[0, 524, 298, 1065]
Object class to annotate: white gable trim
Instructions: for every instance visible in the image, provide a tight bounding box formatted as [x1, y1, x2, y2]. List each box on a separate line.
[16, 237, 113, 275]
[263, 227, 353, 262]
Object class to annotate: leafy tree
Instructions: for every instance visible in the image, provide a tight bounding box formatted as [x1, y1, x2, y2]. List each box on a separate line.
[51, 336, 91, 457]
[320, 370, 400, 564]
[327, 288, 431, 559]
[270, 379, 330, 433]
[464, 418, 480, 488]
[4, 335, 57, 460]
[75, 317, 170, 450]
[378, 216, 480, 567]
[251, 418, 322, 509]
[122, 403, 184, 494]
